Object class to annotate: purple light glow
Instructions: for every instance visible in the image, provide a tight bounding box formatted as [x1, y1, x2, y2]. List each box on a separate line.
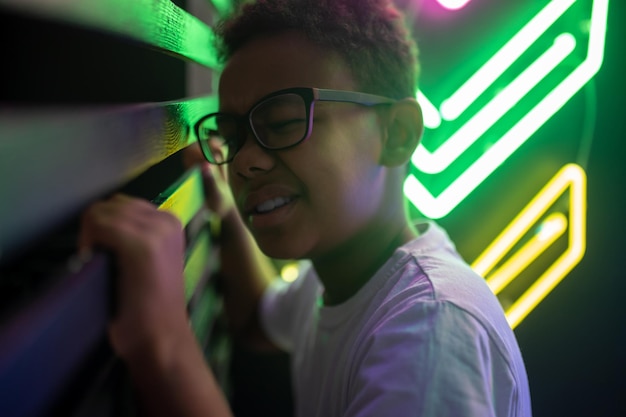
[437, 0, 472, 10]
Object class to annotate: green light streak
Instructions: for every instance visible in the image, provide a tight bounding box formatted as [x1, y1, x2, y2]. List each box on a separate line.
[417, 90, 441, 129]
[0, 0, 220, 68]
[405, 0, 608, 219]
[184, 230, 212, 300]
[414, 33, 576, 174]
[439, 0, 576, 121]
[157, 167, 206, 228]
[210, 0, 233, 16]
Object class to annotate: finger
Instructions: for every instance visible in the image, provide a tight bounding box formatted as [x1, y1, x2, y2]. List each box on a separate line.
[200, 164, 235, 217]
[79, 200, 132, 254]
[79, 195, 154, 253]
[181, 142, 207, 169]
[78, 200, 113, 253]
[210, 161, 229, 182]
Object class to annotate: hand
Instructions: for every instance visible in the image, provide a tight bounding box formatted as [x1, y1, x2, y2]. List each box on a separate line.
[79, 194, 235, 417]
[79, 194, 189, 360]
[182, 143, 236, 220]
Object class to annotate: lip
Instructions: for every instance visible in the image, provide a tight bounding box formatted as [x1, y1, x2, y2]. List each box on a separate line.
[241, 184, 300, 218]
[248, 198, 297, 229]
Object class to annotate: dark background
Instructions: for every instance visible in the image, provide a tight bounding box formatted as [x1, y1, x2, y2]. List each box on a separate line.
[511, 2, 626, 415]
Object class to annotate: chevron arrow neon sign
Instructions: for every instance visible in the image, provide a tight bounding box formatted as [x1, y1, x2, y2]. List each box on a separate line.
[406, 0, 608, 219]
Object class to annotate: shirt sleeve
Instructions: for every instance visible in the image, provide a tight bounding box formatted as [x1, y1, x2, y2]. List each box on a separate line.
[345, 301, 524, 417]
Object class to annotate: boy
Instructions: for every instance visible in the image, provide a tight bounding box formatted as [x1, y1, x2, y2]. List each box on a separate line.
[79, 0, 532, 416]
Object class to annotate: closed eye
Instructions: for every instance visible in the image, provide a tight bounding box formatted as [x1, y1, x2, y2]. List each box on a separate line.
[267, 118, 306, 132]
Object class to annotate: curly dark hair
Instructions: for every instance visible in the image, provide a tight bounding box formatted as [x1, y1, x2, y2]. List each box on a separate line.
[213, 0, 419, 100]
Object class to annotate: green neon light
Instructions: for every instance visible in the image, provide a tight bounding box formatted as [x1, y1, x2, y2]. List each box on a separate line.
[405, 0, 608, 219]
[417, 90, 442, 129]
[414, 33, 576, 175]
[439, 0, 576, 121]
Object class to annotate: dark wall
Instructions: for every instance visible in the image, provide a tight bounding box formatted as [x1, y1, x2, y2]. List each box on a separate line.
[512, 2, 626, 416]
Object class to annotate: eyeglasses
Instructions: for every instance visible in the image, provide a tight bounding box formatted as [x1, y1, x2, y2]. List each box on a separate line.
[194, 87, 397, 165]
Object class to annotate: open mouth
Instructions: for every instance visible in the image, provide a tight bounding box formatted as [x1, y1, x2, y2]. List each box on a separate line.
[253, 196, 294, 214]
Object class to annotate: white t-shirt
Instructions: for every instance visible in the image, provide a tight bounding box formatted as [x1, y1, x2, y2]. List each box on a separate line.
[261, 221, 532, 417]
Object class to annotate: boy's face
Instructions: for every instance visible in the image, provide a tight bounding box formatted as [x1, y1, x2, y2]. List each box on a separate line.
[219, 31, 397, 260]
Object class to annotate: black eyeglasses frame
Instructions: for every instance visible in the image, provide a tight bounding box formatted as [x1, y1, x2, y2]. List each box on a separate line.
[193, 87, 398, 165]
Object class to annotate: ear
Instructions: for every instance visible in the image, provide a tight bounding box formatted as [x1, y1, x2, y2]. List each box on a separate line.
[379, 98, 423, 167]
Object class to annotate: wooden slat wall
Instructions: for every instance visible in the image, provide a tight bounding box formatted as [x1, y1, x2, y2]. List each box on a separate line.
[0, 97, 216, 262]
[0, 1, 224, 416]
[0, 0, 220, 67]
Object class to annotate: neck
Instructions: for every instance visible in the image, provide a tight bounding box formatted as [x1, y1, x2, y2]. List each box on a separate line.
[312, 215, 417, 306]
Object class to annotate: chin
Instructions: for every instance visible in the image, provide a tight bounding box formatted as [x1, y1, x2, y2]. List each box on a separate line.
[256, 235, 312, 261]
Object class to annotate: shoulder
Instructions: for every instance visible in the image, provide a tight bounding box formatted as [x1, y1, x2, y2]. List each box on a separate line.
[354, 221, 525, 381]
[390, 221, 510, 335]
[349, 300, 529, 417]
[346, 225, 532, 415]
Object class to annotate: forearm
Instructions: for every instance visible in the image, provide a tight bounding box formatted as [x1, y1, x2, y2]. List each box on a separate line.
[218, 210, 277, 341]
[123, 323, 233, 417]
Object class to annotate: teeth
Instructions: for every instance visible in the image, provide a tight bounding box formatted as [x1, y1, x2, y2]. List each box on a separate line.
[255, 197, 292, 213]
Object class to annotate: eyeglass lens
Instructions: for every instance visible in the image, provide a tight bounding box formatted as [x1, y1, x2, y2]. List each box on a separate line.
[197, 93, 309, 164]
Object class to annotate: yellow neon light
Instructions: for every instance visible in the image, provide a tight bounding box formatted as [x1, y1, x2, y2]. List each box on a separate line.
[157, 167, 205, 228]
[183, 230, 211, 300]
[471, 164, 586, 328]
[486, 213, 567, 295]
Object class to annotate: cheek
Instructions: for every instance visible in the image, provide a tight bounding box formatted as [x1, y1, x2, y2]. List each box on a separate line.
[307, 150, 383, 223]
[307, 115, 382, 193]
[315, 115, 381, 161]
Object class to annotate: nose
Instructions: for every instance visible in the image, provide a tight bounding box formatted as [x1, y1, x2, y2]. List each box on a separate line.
[231, 130, 276, 178]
